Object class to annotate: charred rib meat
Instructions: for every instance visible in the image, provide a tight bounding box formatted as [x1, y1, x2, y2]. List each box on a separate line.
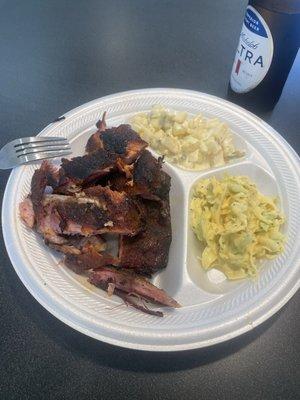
[59, 149, 117, 187]
[86, 123, 147, 163]
[85, 112, 107, 153]
[119, 199, 171, 275]
[131, 150, 171, 201]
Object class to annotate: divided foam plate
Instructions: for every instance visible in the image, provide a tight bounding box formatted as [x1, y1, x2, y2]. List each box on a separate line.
[2, 88, 300, 351]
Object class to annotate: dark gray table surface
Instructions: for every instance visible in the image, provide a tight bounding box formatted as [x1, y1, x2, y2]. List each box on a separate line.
[0, 1, 299, 399]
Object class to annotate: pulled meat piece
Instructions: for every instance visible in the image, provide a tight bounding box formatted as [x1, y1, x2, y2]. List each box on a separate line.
[131, 150, 171, 201]
[107, 173, 134, 194]
[22, 196, 64, 245]
[65, 249, 119, 274]
[111, 288, 164, 317]
[107, 150, 171, 202]
[116, 158, 134, 178]
[86, 112, 107, 153]
[119, 199, 172, 275]
[48, 235, 106, 255]
[40, 190, 142, 237]
[89, 266, 180, 315]
[52, 177, 81, 195]
[96, 112, 107, 131]
[43, 162, 60, 188]
[100, 125, 147, 163]
[59, 149, 117, 187]
[83, 186, 144, 235]
[20, 160, 60, 230]
[19, 197, 35, 228]
[86, 124, 147, 163]
[30, 160, 58, 212]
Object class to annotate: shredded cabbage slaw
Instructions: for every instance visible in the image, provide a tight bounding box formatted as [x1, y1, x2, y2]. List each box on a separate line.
[190, 175, 285, 279]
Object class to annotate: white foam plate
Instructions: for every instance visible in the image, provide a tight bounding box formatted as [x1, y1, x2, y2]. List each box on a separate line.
[2, 89, 300, 351]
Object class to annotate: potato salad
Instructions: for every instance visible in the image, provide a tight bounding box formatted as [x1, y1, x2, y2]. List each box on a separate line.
[132, 105, 243, 170]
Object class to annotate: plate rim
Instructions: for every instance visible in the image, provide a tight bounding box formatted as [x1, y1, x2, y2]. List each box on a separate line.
[2, 88, 300, 351]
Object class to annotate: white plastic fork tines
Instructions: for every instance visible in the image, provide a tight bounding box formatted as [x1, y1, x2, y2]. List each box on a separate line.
[0, 136, 72, 169]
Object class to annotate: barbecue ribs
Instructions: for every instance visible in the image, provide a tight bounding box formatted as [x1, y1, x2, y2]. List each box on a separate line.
[119, 199, 172, 275]
[86, 123, 147, 163]
[19, 116, 176, 317]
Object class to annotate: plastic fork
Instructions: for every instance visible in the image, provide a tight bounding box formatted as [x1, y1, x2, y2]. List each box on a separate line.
[0, 136, 72, 169]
